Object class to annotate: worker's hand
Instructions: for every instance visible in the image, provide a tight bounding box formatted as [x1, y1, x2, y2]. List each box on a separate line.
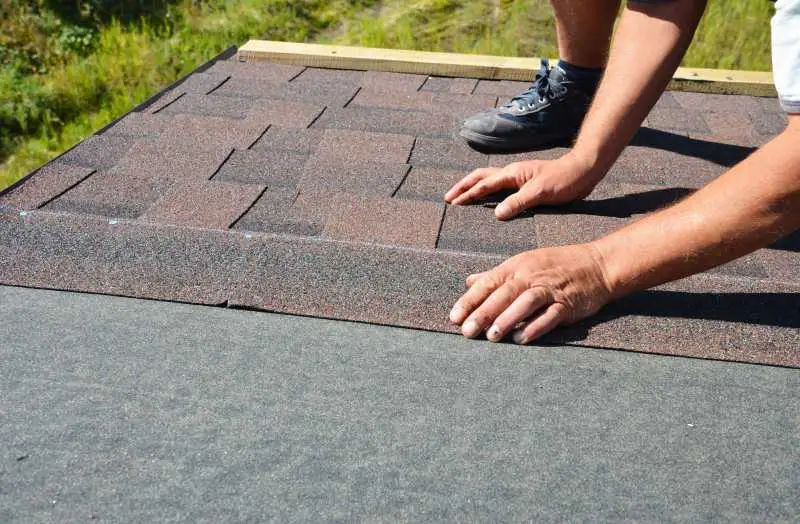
[449, 244, 613, 344]
[444, 152, 603, 220]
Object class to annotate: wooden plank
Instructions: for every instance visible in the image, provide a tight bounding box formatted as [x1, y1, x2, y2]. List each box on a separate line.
[238, 41, 546, 81]
[238, 40, 774, 87]
[673, 67, 773, 85]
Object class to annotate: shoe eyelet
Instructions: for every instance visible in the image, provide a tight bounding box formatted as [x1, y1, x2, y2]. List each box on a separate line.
[538, 97, 546, 104]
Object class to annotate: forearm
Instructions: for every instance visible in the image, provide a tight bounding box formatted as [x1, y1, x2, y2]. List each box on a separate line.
[593, 118, 800, 298]
[571, 0, 707, 175]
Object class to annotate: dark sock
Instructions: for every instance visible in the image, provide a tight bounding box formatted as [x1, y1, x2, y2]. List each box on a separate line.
[556, 59, 603, 92]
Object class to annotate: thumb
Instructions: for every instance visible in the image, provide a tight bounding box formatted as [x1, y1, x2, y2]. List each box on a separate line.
[495, 183, 541, 220]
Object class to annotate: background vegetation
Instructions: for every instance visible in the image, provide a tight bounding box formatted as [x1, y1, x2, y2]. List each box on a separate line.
[1, 0, 773, 190]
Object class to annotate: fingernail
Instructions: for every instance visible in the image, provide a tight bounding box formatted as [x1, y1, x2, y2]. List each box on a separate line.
[487, 325, 501, 342]
[449, 307, 464, 323]
[495, 204, 509, 219]
[513, 331, 528, 345]
[462, 320, 481, 338]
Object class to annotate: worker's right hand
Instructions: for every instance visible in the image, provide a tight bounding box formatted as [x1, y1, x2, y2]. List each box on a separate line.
[444, 151, 605, 220]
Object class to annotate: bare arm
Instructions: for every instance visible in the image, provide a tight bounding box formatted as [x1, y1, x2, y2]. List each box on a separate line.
[445, 0, 708, 219]
[571, 0, 707, 174]
[595, 116, 800, 297]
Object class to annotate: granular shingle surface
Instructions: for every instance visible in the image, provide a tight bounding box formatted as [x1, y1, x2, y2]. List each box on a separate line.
[1, 53, 797, 367]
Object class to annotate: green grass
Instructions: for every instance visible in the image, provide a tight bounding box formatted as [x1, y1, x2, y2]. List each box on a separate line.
[333, 0, 773, 70]
[0, 0, 774, 191]
[0, 0, 377, 189]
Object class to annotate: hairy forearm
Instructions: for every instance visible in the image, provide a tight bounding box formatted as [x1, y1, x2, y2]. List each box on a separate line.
[593, 118, 800, 298]
[572, 0, 707, 175]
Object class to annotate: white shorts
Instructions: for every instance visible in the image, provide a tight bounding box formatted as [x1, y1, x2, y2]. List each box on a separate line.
[772, 0, 800, 113]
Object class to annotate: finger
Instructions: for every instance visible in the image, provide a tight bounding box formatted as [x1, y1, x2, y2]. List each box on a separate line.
[461, 282, 522, 339]
[444, 168, 500, 202]
[465, 271, 489, 287]
[486, 287, 551, 342]
[449, 271, 503, 325]
[451, 172, 517, 206]
[495, 183, 542, 220]
[512, 303, 569, 344]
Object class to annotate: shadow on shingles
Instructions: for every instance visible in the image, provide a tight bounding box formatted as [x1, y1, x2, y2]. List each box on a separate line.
[510, 186, 696, 220]
[545, 291, 800, 346]
[770, 230, 800, 253]
[631, 127, 756, 167]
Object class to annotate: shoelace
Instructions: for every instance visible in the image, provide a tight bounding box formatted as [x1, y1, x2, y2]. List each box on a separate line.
[505, 59, 567, 111]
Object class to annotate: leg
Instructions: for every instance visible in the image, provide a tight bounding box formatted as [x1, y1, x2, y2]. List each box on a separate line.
[551, 0, 622, 69]
[458, 0, 622, 153]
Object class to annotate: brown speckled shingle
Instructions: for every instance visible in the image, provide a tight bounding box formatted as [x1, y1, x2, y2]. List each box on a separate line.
[299, 156, 411, 197]
[394, 167, 465, 202]
[141, 180, 265, 229]
[438, 204, 538, 255]
[2, 56, 797, 368]
[0, 164, 94, 210]
[213, 149, 309, 187]
[421, 76, 478, 94]
[322, 194, 444, 248]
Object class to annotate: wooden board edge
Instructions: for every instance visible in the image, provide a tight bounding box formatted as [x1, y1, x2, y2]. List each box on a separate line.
[239, 40, 774, 89]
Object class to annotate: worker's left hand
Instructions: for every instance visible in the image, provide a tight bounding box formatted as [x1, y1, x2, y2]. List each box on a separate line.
[444, 152, 603, 220]
[449, 243, 614, 343]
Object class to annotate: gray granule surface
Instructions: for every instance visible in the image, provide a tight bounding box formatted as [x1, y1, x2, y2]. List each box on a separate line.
[233, 234, 503, 332]
[100, 112, 172, 138]
[351, 90, 498, 117]
[299, 157, 411, 196]
[43, 169, 170, 219]
[174, 71, 231, 94]
[409, 136, 487, 170]
[1, 285, 799, 522]
[214, 77, 361, 108]
[140, 180, 265, 229]
[159, 93, 255, 119]
[473, 79, 533, 96]
[321, 195, 444, 248]
[1, 163, 94, 210]
[204, 60, 305, 81]
[394, 167, 466, 202]
[313, 107, 462, 137]
[250, 126, 324, 154]
[361, 70, 428, 92]
[420, 76, 479, 94]
[1, 54, 798, 368]
[57, 135, 139, 169]
[0, 213, 242, 304]
[314, 129, 416, 164]
[213, 149, 309, 187]
[438, 204, 539, 255]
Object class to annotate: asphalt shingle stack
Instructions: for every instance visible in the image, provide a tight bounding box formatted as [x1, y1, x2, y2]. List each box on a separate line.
[1, 54, 797, 367]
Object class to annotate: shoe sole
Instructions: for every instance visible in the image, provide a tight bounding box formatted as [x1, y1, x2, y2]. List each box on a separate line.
[459, 128, 574, 154]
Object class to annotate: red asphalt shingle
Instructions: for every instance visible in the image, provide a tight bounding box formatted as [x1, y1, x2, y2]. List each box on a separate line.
[1, 163, 94, 211]
[141, 180, 265, 229]
[322, 194, 444, 248]
[420, 76, 479, 94]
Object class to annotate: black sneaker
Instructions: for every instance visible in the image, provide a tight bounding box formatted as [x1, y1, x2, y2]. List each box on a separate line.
[459, 59, 595, 153]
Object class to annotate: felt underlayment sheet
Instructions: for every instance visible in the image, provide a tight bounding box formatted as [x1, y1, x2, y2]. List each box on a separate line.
[1, 52, 797, 367]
